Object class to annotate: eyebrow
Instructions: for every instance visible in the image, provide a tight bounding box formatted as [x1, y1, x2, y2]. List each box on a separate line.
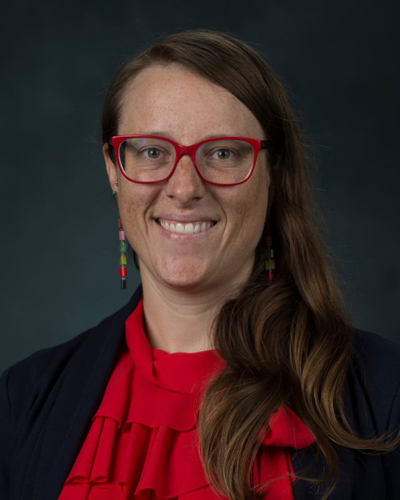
[128, 131, 245, 140]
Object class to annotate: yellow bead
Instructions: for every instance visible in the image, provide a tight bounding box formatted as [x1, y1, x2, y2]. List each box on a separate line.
[265, 259, 275, 271]
[120, 254, 127, 266]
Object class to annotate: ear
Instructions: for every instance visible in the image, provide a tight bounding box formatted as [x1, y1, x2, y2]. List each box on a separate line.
[103, 143, 119, 195]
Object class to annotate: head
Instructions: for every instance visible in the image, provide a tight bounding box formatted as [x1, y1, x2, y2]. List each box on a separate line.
[102, 30, 308, 293]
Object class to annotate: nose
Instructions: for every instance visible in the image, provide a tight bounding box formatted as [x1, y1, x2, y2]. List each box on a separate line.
[164, 154, 206, 204]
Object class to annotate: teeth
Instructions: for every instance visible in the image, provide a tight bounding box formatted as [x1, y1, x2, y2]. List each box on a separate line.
[159, 220, 214, 234]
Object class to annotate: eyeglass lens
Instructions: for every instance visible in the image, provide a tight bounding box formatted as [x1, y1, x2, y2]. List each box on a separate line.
[119, 137, 255, 184]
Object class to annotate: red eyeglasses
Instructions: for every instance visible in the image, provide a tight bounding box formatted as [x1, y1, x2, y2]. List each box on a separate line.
[111, 135, 271, 187]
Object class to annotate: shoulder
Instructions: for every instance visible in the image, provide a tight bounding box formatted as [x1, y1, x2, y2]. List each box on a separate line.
[352, 328, 400, 378]
[351, 328, 400, 393]
[4, 307, 117, 393]
[0, 286, 142, 423]
[347, 328, 400, 434]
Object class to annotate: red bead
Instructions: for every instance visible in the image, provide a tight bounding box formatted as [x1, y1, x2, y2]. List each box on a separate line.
[268, 270, 274, 282]
[119, 266, 127, 277]
[118, 218, 123, 229]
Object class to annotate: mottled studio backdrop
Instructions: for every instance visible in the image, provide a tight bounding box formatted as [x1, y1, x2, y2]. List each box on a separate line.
[1, 1, 399, 373]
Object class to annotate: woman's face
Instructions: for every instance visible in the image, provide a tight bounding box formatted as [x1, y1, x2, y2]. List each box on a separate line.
[104, 64, 270, 293]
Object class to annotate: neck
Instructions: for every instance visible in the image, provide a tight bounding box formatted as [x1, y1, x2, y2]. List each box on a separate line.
[140, 269, 251, 354]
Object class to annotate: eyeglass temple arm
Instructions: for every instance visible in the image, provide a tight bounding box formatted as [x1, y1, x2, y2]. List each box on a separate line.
[262, 139, 273, 149]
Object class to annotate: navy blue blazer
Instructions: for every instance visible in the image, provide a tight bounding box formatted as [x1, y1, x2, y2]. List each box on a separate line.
[1, 285, 400, 499]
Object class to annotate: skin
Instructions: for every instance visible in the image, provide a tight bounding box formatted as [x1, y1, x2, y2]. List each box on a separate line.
[104, 64, 270, 353]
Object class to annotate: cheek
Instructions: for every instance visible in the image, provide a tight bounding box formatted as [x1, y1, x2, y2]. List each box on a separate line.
[238, 175, 269, 243]
[234, 172, 269, 223]
[222, 186, 268, 257]
[116, 186, 157, 244]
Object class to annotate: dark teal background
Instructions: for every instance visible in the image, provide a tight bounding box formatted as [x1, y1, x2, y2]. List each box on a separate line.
[1, 1, 399, 372]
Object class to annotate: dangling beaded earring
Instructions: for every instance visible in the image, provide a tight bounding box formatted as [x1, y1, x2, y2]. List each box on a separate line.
[119, 218, 128, 289]
[264, 234, 275, 285]
[112, 180, 127, 289]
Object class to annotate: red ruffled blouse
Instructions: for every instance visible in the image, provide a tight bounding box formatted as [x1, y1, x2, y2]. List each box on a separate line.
[59, 299, 315, 499]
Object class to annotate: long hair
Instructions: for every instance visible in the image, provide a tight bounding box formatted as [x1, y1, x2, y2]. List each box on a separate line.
[102, 30, 398, 499]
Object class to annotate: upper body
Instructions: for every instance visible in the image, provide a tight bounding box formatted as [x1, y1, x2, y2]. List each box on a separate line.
[2, 29, 400, 499]
[0, 286, 400, 499]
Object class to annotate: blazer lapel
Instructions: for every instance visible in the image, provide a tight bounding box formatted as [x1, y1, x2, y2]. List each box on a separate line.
[292, 382, 356, 499]
[32, 286, 142, 500]
[291, 444, 355, 499]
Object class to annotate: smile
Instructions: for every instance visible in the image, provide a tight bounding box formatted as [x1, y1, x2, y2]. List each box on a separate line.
[157, 219, 216, 234]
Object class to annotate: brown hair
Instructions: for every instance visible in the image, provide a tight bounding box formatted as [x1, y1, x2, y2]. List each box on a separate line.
[102, 30, 399, 499]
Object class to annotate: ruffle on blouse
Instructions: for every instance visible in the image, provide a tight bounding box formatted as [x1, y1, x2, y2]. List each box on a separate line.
[60, 300, 315, 500]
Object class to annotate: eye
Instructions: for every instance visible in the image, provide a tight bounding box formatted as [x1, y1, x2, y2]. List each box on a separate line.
[145, 148, 162, 159]
[215, 149, 233, 160]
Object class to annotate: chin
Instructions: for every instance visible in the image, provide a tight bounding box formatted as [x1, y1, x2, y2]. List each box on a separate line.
[155, 259, 214, 292]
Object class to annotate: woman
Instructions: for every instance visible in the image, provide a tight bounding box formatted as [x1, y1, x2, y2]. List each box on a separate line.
[1, 30, 399, 500]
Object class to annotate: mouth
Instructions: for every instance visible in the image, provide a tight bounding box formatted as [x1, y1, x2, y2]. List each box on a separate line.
[156, 218, 217, 235]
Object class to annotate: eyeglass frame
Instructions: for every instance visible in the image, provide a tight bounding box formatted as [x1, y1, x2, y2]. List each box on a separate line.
[111, 135, 272, 187]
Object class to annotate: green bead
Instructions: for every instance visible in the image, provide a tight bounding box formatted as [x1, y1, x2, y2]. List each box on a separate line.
[264, 248, 275, 259]
[120, 241, 128, 253]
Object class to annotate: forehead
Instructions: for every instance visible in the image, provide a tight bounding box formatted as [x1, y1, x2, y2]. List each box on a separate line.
[118, 64, 264, 140]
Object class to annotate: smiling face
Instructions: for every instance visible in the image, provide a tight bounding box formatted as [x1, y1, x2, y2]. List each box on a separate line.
[104, 64, 270, 293]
